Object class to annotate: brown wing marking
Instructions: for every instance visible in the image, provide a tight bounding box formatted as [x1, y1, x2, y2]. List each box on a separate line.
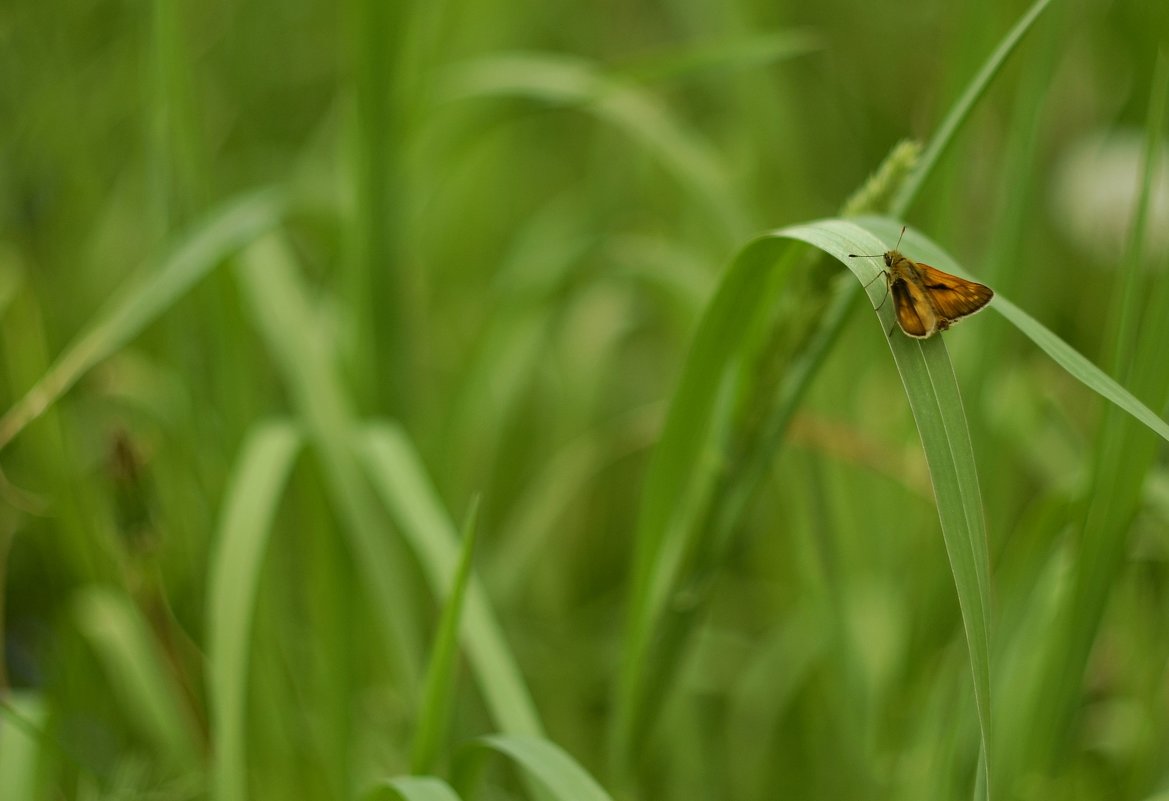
[891, 278, 934, 338]
[916, 263, 994, 322]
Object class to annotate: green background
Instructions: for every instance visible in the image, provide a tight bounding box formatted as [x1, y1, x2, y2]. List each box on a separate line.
[1, 0, 1168, 799]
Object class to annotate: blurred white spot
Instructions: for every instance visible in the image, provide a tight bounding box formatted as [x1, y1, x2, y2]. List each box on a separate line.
[1051, 129, 1169, 267]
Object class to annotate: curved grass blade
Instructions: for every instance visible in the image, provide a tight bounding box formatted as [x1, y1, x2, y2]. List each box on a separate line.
[238, 233, 544, 750]
[439, 52, 744, 241]
[364, 776, 463, 801]
[614, 210, 1169, 799]
[779, 211, 1169, 795]
[236, 234, 423, 692]
[611, 233, 796, 767]
[358, 423, 544, 739]
[456, 734, 613, 801]
[775, 219, 992, 796]
[0, 188, 285, 451]
[612, 2, 1057, 776]
[853, 216, 1169, 445]
[206, 420, 304, 801]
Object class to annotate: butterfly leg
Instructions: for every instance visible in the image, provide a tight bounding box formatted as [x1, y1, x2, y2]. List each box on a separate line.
[867, 272, 891, 311]
[862, 269, 887, 291]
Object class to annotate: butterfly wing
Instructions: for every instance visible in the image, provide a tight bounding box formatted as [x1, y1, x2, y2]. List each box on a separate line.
[915, 263, 994, 322]
[890, 277, 935, 338]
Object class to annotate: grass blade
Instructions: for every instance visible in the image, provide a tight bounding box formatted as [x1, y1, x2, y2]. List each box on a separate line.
[358, 423, 544, 739]
[0, 693, 47, 801]
[411, 496, 482, 775]
[980, 295, 1169, 441]
[611, 0, 1058, 772]
[206, 420, 304, 801]
[0, 188, 285, 451]
[611, 233, 795, 768]
[852, 216, 1169, 445]
[458, 734, 613, 801]
[616, 30, 820, 84]
[73, 587, 204, 772]
[890, 0, 1055, 216]
[776, 219, 993, 796]
[1016, 50, 1169, 783]
[365, 776, 463, 801]
[236, 234, 423, 692]
[440, 52, 745, 241]
[345, 0, 411, 416]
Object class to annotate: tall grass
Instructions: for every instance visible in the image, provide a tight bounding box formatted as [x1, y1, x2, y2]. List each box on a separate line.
[1, 1, 1168, 800]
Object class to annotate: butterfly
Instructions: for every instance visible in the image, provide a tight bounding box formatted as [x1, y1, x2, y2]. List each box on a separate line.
[849, 228, 993, 338]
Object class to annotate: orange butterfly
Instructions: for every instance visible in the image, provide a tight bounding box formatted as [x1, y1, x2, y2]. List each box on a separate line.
[850, 228, 993, 338]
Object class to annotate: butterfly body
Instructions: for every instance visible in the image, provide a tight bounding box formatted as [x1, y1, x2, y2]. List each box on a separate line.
[879, 249, 993, 339]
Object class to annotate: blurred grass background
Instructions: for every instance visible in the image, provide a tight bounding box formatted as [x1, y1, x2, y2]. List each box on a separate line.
[1, 0, 1168, 799]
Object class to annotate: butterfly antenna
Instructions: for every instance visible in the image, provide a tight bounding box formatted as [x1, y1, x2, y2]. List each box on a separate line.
[850, 227, 906, 258]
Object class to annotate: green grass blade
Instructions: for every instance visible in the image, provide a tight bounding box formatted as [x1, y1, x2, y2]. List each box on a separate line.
[235, 234, 423, 692]
[775, 219, 993, 795]
[345, 0, 411, 416]
[365, 776, 463, 801]
[206, 420, 304, 801]
[440, 52, 745, 241]
[411, 496, 481, 775]
[852, 216, 1169, 445]
[611, 0, 1062, 758]
[458, 734, 613, 801]
[147, 0, 207, 224]
[0, 188, 285, 451]
[778, 207, 1169, 793]
[737, 0, 1059, 656]
[615, 201, 1169, 798]
[358, 423, 544, 738]
[0, 692, 47, 801]
[1104, 50, 1169, 377]
[984, 295, 1169, 442]
[890, 0, 1055, 216]
[798, 197, 1169, 781]
[612, 233, 795, 767]
[1019, 51, 1169, 780]
[615, 30, 820, 84]
[73, 587, 204, 772]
